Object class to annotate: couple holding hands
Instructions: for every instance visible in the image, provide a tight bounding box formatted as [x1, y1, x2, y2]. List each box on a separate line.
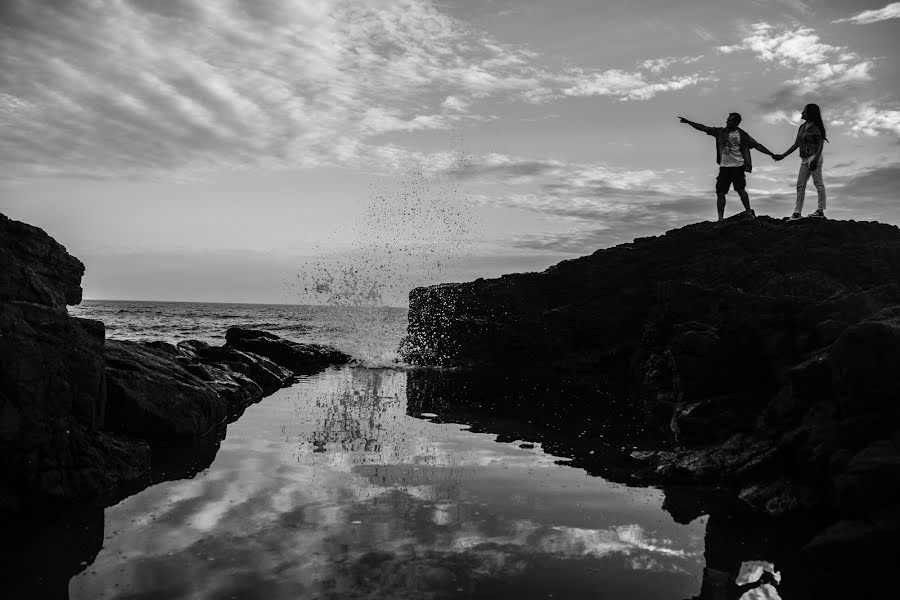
[679, 103, 827, 222]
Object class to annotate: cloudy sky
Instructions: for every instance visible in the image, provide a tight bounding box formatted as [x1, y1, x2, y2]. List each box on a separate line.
[2, 0, 899, 304]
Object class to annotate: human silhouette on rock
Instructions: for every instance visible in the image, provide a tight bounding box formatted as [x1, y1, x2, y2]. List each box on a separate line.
[679, 113, 778, 222]
[774, 103, 827, 219]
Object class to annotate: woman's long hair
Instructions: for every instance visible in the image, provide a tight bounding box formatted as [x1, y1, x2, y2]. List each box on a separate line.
[805, 103, 828, 141]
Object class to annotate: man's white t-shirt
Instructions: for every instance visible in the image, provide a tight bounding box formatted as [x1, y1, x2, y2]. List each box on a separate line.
[720, 130, 744, 167]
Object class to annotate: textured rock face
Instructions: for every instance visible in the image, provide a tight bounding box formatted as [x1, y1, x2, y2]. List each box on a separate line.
[0, 214, 147, 510]
[225, 326, 351, 373]
[104, 338, 301, 440]
[0, 213, 84, 308]
[402, 216, 900, 369]
[401, 215, 900, 540]
[104, 341, 231, 440]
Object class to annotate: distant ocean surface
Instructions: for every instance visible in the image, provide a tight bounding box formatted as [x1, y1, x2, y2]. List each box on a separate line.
[68, 300, 409, 367]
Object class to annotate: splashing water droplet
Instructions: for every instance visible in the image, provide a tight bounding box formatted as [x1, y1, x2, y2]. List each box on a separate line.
[290, 136, 477, 365]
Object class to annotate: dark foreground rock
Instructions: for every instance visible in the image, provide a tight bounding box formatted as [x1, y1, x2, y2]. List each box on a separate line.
[401, 214, 900, 594]
[1, 213, 147, 512]
[0, 212, 350, 516]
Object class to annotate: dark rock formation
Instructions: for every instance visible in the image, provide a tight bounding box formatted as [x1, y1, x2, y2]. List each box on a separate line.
[400, 214, 900, 583]
[225, 326, 351, 373]
[104, 340, 232, 440]
[1, 213, 149, 512]
[0, 212, 350, 515]
[402, 215, 900, 371]
[0, 213, 84, 309]
[177, 340, 292, 395]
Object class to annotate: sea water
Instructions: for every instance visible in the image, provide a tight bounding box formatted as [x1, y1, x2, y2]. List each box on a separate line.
[58, 300, 710, 599]
[68, 299, 409, 366]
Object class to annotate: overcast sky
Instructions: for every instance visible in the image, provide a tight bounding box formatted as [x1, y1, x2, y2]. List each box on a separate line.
[2, 0, 899, 305]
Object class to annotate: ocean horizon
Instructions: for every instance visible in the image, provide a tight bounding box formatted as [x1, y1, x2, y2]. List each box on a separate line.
[69, 299, 410, 368]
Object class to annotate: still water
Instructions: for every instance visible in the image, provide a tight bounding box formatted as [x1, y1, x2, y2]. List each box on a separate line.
[69, 367, 706, 599]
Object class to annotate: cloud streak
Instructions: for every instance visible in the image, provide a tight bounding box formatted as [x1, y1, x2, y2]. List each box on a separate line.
[833, 3, 900, 24]
[447, 152, 714, 253]
[639, 55, 705, 74]
[0, 0, 709, 180]
[560, 70, 710, 102]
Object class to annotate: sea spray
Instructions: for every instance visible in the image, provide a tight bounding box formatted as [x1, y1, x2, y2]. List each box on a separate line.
[291, 139, 476, 365]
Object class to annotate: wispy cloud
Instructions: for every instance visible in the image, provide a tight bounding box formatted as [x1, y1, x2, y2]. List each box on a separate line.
[639, 55, 704, 74]
[833, 2, 900, 24]
[559, 70, 711, 102]
[772, 0, 815, 16]
[0, 0, 709, 180]
[693, 27, 716, 42]
[717, 23, 873, 91]
[836, 164, 900, 201]
[840, 105, 900, 137]
[825, 163, 900, 221]
[446, 152, 714, 252]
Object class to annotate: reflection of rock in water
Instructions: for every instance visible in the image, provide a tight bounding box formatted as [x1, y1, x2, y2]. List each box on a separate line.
[405, 368, 900, 600]
[0, 425, 230, 598]
[405, 367, 661, 480]
[149, 424, 228, 484]
[0, 507, 105, 599]
[304, 368, 405, 455]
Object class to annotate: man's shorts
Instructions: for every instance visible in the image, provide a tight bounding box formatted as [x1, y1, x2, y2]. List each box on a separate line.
[716, 166, 746, 194]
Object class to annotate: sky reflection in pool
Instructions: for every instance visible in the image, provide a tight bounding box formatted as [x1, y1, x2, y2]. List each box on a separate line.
[70, 367, 706, 599]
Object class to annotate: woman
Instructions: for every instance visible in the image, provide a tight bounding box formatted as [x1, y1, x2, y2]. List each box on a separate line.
[776, 104, 827, 219]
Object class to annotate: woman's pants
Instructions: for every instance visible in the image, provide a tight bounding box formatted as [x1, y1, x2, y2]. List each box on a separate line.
[795, 156, 825, 213]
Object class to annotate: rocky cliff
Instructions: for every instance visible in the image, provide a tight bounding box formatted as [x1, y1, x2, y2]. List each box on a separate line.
[400, 215, 900, 566]
[0, 213, 349, 515]
[0, 213, 148, 513]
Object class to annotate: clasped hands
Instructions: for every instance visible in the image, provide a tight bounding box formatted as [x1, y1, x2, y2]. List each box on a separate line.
[772, 153, 817, 169]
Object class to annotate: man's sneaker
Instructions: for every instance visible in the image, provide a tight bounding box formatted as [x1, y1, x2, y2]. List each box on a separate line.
[790, 212, 802, 220]
[745, 209, 756, 218]
[808, 209, 826, 218]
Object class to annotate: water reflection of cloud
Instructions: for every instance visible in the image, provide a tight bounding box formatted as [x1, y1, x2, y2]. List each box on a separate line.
[71, 367, 705, 599]
[450, 521, 693, 572]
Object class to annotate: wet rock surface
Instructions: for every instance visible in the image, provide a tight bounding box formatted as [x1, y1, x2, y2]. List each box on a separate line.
[402, 214, 900, 597]
[225, 326, 351, 373]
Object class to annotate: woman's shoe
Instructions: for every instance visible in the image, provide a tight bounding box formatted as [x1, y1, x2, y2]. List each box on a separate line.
[808, 209, 826, 218]
[790, 212, 802, 220]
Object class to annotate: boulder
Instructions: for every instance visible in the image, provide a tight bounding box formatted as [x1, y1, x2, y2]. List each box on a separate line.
[105, 340, 231, 439]
[103, 335, 308, 441]
[225, 326, 351, 373]
[833, 439, 900, 512]
[830, 312, 900, 413]
[188, 344, 292, 394]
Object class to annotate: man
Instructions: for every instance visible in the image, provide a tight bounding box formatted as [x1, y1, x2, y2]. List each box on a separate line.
[679, 113, 778, 222]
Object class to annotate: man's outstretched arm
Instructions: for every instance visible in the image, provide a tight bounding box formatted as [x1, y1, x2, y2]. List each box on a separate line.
[747, 134, 778, 158]
[678, 116, 713, 134]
